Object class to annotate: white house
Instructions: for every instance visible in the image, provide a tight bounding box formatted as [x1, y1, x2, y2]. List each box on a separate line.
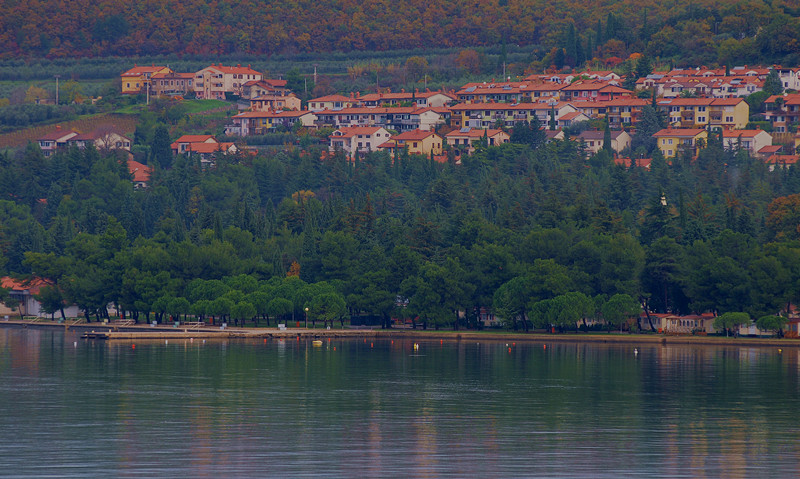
[329, 126, 392, 154]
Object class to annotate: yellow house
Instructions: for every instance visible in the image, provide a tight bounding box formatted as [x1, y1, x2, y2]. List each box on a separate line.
[121, 65, 173, 94]
[709, 98, 749, 129]
[378, 129, 443, 156]
[653, 128, 708, 159]
[657, 98, 749, 130]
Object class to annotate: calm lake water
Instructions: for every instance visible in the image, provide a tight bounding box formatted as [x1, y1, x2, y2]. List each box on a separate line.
[0, 327, 798, 478]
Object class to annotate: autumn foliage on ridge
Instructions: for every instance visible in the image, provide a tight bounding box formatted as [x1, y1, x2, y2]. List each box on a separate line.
[2, 0, 800, 66]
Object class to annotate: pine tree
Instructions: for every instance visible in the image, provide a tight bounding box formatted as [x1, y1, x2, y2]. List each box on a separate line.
[764, 69, 784, 96]
[635, 54, 652, 80]
[565, 23, 577, 66]
[150, 124, 173, 169]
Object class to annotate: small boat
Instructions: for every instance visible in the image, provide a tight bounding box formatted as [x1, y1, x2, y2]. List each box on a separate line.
[312, 340, 323, 346]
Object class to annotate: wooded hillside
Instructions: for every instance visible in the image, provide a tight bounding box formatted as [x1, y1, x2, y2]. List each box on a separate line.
[3, 0, 800, 67]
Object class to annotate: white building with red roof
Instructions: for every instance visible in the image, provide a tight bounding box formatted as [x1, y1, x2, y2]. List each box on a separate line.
[127, 159, 153, 189]
[308, 94, 356, 112]
[313, 107, 446, 131]
[120, 65, 172, 94]
[721, 129, 773, 155]
[329, 127, 392, 154]
[445, 128, 509, 154]
[576, 130, 632, 155]
[357, 90, 454, 108]
[37, 126, 78, 157]
[193, 63, 263, 99]
[227, 110, 317, 136]
[378, 129, 442, 156]
[68, 129, 132, 152]
[171, 135, 218, 154]
[150, 72, 195, 96]
[0, 277, 81, 318]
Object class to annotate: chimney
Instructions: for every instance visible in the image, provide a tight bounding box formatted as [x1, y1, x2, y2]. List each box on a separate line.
[237, 64, 241, 67]
[401, 88, 405, 93]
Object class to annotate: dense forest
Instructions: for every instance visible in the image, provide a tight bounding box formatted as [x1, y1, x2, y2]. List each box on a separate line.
[1, 125, 800, 330]
[3, 0, 800, 68]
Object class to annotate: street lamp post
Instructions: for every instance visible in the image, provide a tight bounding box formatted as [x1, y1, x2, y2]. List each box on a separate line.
[304, 307, 309, 329]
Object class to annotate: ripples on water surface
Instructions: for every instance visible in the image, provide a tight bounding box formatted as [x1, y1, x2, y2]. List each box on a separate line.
[0, 328, 798, 478]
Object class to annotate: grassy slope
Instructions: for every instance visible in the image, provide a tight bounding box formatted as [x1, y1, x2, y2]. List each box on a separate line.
[0, 99, 234, 149]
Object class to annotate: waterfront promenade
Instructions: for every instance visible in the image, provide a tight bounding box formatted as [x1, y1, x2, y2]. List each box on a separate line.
[2, 318, 800, 347]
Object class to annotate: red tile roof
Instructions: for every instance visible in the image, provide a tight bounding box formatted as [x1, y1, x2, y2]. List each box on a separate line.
[1, 276, 51, 295]
[127, 160, 152, 183]
[721, 129, 769, 138]
[445, 128, 505, 139]
[653, 128, 706, 137]
[38, 128, 77, 141]
[767, 154, 799, 165]
[185, 142, 234, 154]
[559, 111, 585, 121]
[393, 129, 438, 141]
[310, 94, 352, 102]
[765, 93, 800, 105]
[758, 145, 783, 154]
[151, 72, 194, 79]
[174, 135, 216, 144]
[615, 157, 652, 168]
[205, 64, 261, 76]
[121, 66, 170, 77]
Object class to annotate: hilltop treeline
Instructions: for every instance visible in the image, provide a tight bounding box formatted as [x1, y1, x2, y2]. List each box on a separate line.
[3, 0, 800, 68]
[2, 131, 800, 329]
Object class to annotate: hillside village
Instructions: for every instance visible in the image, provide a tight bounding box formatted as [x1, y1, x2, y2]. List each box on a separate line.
[102, 62, 800, 170]
[7, 60, 800, 336]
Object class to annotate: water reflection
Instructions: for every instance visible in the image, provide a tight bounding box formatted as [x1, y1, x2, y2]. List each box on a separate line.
[0, 328, 798, 477]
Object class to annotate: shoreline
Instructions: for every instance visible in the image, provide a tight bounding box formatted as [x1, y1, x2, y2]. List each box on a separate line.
[2, 320, 798, 348]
